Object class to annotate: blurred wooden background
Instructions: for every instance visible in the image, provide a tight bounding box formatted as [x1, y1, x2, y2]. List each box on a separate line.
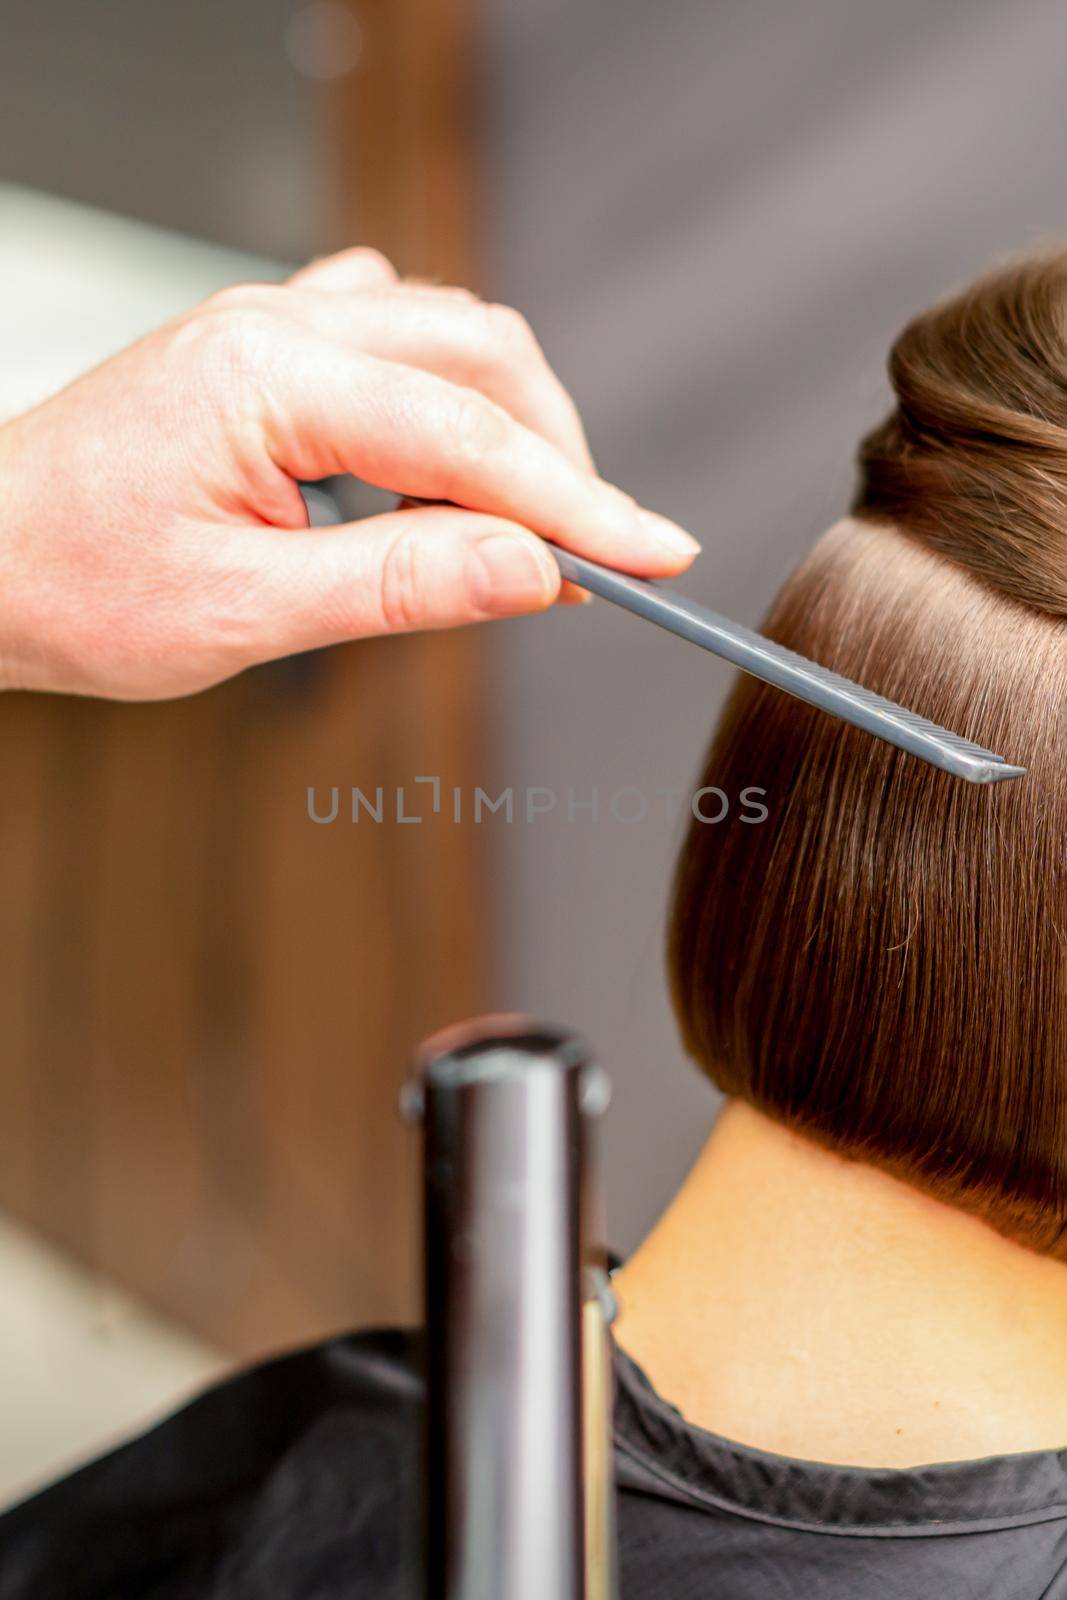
[0, 0, 487, 1358]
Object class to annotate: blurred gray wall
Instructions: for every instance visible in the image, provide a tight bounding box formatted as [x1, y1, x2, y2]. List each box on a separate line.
[0, 0, 320, 260]
[483, 0, 1067, 1250]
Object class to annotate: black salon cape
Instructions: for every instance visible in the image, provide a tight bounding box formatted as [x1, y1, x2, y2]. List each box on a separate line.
[3, 1328, 1067, 1599]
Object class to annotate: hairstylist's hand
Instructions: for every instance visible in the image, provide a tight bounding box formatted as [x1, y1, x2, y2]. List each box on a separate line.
[0, 247, 698, 699]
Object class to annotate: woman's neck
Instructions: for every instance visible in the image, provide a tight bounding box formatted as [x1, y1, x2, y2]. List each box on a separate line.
[611, 1097, 1067, 1467]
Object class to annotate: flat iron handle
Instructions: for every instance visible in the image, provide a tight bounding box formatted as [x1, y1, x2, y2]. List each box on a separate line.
[408, 1016, 615, 1600]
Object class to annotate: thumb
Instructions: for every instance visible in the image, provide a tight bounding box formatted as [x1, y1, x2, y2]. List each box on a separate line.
[235, 505, 562, 659]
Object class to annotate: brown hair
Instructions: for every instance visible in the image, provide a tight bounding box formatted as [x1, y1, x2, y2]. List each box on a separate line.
[668, 252, 1067, 1255]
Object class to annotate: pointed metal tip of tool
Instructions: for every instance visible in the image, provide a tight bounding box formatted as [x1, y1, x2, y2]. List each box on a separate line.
[983, 763, 1027, 783]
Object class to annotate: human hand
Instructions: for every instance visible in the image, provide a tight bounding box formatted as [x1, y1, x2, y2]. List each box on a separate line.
[0, 247, 698, 699]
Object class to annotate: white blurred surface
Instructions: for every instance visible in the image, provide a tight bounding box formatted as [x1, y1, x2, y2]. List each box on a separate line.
[0, 1214, 224, 1511]
[0, 184, 281, 422]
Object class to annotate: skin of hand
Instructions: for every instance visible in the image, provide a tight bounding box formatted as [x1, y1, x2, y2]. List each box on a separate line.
[0, 247, 699, 700]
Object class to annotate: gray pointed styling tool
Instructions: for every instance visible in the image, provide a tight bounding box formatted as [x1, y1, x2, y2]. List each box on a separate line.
[551, 547, 1025, 784]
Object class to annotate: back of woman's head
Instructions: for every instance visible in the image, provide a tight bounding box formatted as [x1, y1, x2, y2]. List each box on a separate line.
[668, 250, 1067, 1256]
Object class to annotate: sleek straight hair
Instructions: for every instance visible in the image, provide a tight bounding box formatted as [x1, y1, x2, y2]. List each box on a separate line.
[668, 251, 1067, 1256]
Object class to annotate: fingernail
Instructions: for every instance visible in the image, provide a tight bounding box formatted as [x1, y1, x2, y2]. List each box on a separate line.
[637, 508, 701, 557]
[468, 533, 556, 613]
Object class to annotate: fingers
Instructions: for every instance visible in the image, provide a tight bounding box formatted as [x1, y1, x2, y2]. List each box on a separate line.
[215, 252, 698, 573]
[228, 506, 564, 657]
[249, 332, 699, 576]
[397, 493, 591, 605]
[265, 262, 594, 472]
[280, 286, 595, 472]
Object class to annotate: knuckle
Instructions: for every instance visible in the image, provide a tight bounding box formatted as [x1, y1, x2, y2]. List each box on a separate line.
[201, 283, 251, 315]
[297, 246, 398, 288]
[378, 531, 430, 632]
[473, 303, 552, 394]
[415, 281, 477, 301]
[200, 282, 279, 318]
[452, 391, 512, 463]
[485, 301, 536, 355]
[407, 281, 479, 308]
[189, 299, 282, 374]
[347, 246, 397, 279]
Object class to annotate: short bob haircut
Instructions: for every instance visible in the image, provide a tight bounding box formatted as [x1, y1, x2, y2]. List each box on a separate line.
[668, 250, 1067, 1257]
